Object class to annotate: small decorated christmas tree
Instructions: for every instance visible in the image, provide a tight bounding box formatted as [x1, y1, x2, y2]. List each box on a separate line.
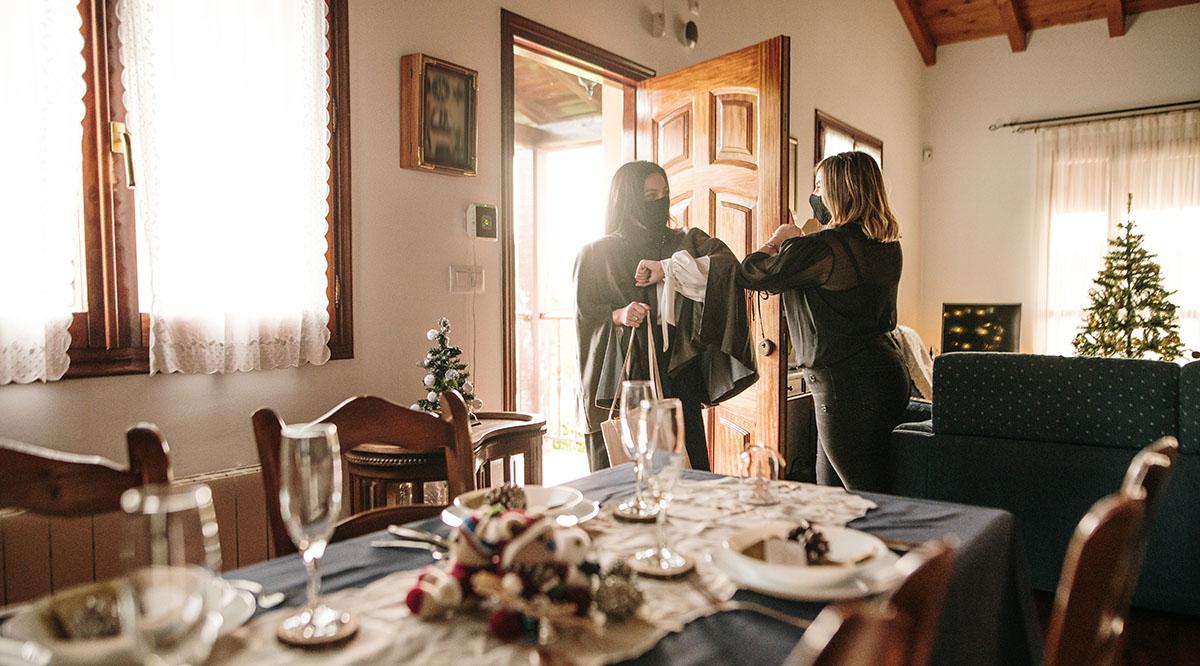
[414, 317, 479, 413]
[1072, 194, 1184, 361]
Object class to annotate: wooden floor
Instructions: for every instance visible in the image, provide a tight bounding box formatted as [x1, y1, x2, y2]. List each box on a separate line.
[1033, 591, 1200, 665]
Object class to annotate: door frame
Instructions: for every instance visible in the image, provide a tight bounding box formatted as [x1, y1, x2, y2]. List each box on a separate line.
[500, 10, 655, 409]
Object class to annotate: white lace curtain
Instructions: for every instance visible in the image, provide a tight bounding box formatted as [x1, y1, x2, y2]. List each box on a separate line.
[118, 0, 332, 374]
[1035, 110, 1200, 356]
[0, 1, 84, 384]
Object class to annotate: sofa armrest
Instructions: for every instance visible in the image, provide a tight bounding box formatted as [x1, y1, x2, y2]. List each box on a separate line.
[889, 423, 932, 497]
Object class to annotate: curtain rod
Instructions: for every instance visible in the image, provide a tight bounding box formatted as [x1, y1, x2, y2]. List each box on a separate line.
[988, 99, 1200, 133]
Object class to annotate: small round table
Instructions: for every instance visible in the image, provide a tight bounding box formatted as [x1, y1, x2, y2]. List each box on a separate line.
[344, 411, 547, 513]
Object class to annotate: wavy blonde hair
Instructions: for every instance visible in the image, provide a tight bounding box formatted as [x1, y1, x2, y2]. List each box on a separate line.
[816, 151, 900, 242]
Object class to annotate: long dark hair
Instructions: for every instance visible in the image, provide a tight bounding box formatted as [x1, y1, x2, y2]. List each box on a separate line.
[605, 160, 669, 236]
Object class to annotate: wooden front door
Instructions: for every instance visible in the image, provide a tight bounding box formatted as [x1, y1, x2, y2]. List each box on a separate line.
[636, 37, 790, 474]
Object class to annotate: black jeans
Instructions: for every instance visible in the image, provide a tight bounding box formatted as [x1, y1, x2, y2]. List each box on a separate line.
[806, 341, 910, 492]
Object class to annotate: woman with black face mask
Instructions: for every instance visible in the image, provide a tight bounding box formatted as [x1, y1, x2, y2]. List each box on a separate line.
[574, 161, 758, 472]
[738, 152, 908, 493]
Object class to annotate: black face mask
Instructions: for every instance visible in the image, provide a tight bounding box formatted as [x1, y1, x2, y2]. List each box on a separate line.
[634, 195, 670, 231]
[810, 193, 833, 225]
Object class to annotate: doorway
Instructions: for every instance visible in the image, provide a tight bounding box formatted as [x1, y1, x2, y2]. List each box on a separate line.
[502, 11, 790, 482]
[501, 12, 652, 484]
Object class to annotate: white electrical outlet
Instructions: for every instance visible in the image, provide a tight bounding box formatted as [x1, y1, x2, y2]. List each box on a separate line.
[449, 264, 484, 293]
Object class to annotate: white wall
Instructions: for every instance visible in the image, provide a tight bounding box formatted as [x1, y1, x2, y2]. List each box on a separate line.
[918, 4, 1200, 352]
[0, 0, 925, 476]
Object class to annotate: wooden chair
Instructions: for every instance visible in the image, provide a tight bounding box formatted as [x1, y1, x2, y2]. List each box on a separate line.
[0, 424, 173, 515]
[885, 539, 958, 666]
[785, 601, 912, 666]
[1043, 493, 1146, 666]
[252, 391, 474, 556]
[1121, 436, 1177, 514]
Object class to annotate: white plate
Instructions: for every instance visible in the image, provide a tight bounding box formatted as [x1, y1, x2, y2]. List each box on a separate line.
[0, 637, 50, 666]
[1, 579, 254, 666]
[712, 523, 902, 602]
[443, 485, 584, 526]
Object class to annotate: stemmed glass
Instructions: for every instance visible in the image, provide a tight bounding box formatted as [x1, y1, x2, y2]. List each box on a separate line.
[119, 483, 223, 666]
[633, 398, 691, 574]
[618, 380, 659, 519]
[276, 422, 356, 645]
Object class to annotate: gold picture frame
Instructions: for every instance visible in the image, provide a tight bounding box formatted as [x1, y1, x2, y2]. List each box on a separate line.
[400, 53, 478, 176]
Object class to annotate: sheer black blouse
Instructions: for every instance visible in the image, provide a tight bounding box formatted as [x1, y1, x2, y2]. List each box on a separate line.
[737, 223, 902, 368]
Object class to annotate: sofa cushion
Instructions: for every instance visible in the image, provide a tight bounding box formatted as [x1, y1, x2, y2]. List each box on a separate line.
[933, 352, 1179, 450]
[1181, 361, 1200, 454]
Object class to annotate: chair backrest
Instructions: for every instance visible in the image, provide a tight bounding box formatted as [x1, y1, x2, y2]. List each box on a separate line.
[252, 392, 474, 554]
[0, 424, 172, 516]
[1043, 493, 1146, 666]
[1121, 436, 1178, 514]
[885, 539, 958, 666]
[785, 601, 911, 666]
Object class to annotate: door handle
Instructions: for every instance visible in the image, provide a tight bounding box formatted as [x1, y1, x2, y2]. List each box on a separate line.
[110, 121, 136, 189]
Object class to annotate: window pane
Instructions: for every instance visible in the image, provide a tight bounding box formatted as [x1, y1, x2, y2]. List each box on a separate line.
[0, 0, 85, 382]
[1136, 206, 1200, 352]
[1044, 211, 1112, 356]
[822, 127, 855, 159]
[118, 0, 332, 372]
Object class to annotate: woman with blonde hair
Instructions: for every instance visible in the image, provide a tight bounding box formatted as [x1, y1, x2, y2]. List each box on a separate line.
[737, 151, 908, 492]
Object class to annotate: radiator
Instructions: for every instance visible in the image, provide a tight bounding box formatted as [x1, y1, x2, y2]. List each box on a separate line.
[0, 465, 272, 606]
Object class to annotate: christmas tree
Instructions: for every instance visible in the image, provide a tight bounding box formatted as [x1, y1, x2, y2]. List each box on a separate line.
[1072, 194, 1184, 362]
[414, 317, 479, 413]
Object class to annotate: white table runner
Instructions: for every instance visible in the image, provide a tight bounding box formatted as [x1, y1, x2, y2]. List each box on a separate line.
[210, 478, 876, 665]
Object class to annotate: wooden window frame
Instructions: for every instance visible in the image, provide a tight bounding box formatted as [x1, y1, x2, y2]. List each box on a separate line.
[813, 110, 883, 168]
[64, 0, 352, 379]
[500, 9, 654, 409]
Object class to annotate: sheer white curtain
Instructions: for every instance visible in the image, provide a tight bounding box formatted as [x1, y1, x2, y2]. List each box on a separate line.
[1035, 110, 1200, 356]
[0, 1, 84, 384]
[118, 0, 332, 374]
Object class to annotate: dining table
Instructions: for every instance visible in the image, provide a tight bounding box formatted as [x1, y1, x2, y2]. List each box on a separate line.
[221, 465, 1043, 665]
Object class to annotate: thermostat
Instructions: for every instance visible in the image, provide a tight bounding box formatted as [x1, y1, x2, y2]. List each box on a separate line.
[467, 203, 498, 240]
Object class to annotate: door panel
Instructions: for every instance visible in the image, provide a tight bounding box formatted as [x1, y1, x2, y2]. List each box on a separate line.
[711, 90, 757, 168]
[637, 37, 789, 474]
[655, 105, 693, 174]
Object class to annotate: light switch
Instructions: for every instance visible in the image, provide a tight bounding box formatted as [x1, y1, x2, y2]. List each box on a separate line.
[449, 264, 484, 293]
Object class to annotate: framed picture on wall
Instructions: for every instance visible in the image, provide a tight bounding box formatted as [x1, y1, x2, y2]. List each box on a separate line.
[400, 53, 478, 176]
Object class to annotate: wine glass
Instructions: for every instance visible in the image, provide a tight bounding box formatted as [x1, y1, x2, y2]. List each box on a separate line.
[740, 443, 784, 505]
[633, 399, 690, 573]
[276, 422, 355, 644]
[119, 483, 223, 666]
[618, 380, 659, 519]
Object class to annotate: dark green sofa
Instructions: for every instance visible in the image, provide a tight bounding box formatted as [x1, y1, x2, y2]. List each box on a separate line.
[889, 352, 1200, 616]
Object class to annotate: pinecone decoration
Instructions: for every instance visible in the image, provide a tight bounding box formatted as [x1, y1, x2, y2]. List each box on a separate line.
[787, 520, 831, 565]
[483, 484, 527, 510]
[605, 559, 634, 580]
[595, 575, 643, 621]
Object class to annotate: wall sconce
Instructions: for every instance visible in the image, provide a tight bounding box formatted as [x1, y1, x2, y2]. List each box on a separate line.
[650, 0, 666, 37]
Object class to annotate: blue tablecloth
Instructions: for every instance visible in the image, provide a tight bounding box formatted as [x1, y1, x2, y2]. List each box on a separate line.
[231, 466, 1042, 665]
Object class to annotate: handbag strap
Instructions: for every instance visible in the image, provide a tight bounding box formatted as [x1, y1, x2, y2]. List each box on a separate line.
[606, 315, 666, 420]
[607, 330, 639, 420]
[646, 319, 664, 400]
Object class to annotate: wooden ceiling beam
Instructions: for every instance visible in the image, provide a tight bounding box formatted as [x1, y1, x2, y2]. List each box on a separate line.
[995, 0, 1028, 51]
[1107, 0, 1127, 36]
[893, 0, 937, 66]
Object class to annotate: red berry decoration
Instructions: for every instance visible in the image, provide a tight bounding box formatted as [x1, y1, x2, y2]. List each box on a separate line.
[405, 587, 425, 616]
[488, 609, 524, 640]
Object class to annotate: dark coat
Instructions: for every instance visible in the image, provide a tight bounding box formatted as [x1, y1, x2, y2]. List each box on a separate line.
[574, 227, 758, 433]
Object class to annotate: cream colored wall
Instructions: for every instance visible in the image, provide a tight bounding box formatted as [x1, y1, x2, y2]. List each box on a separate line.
[0, 0, 925, 476]
[918, 4, 1200, 352]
